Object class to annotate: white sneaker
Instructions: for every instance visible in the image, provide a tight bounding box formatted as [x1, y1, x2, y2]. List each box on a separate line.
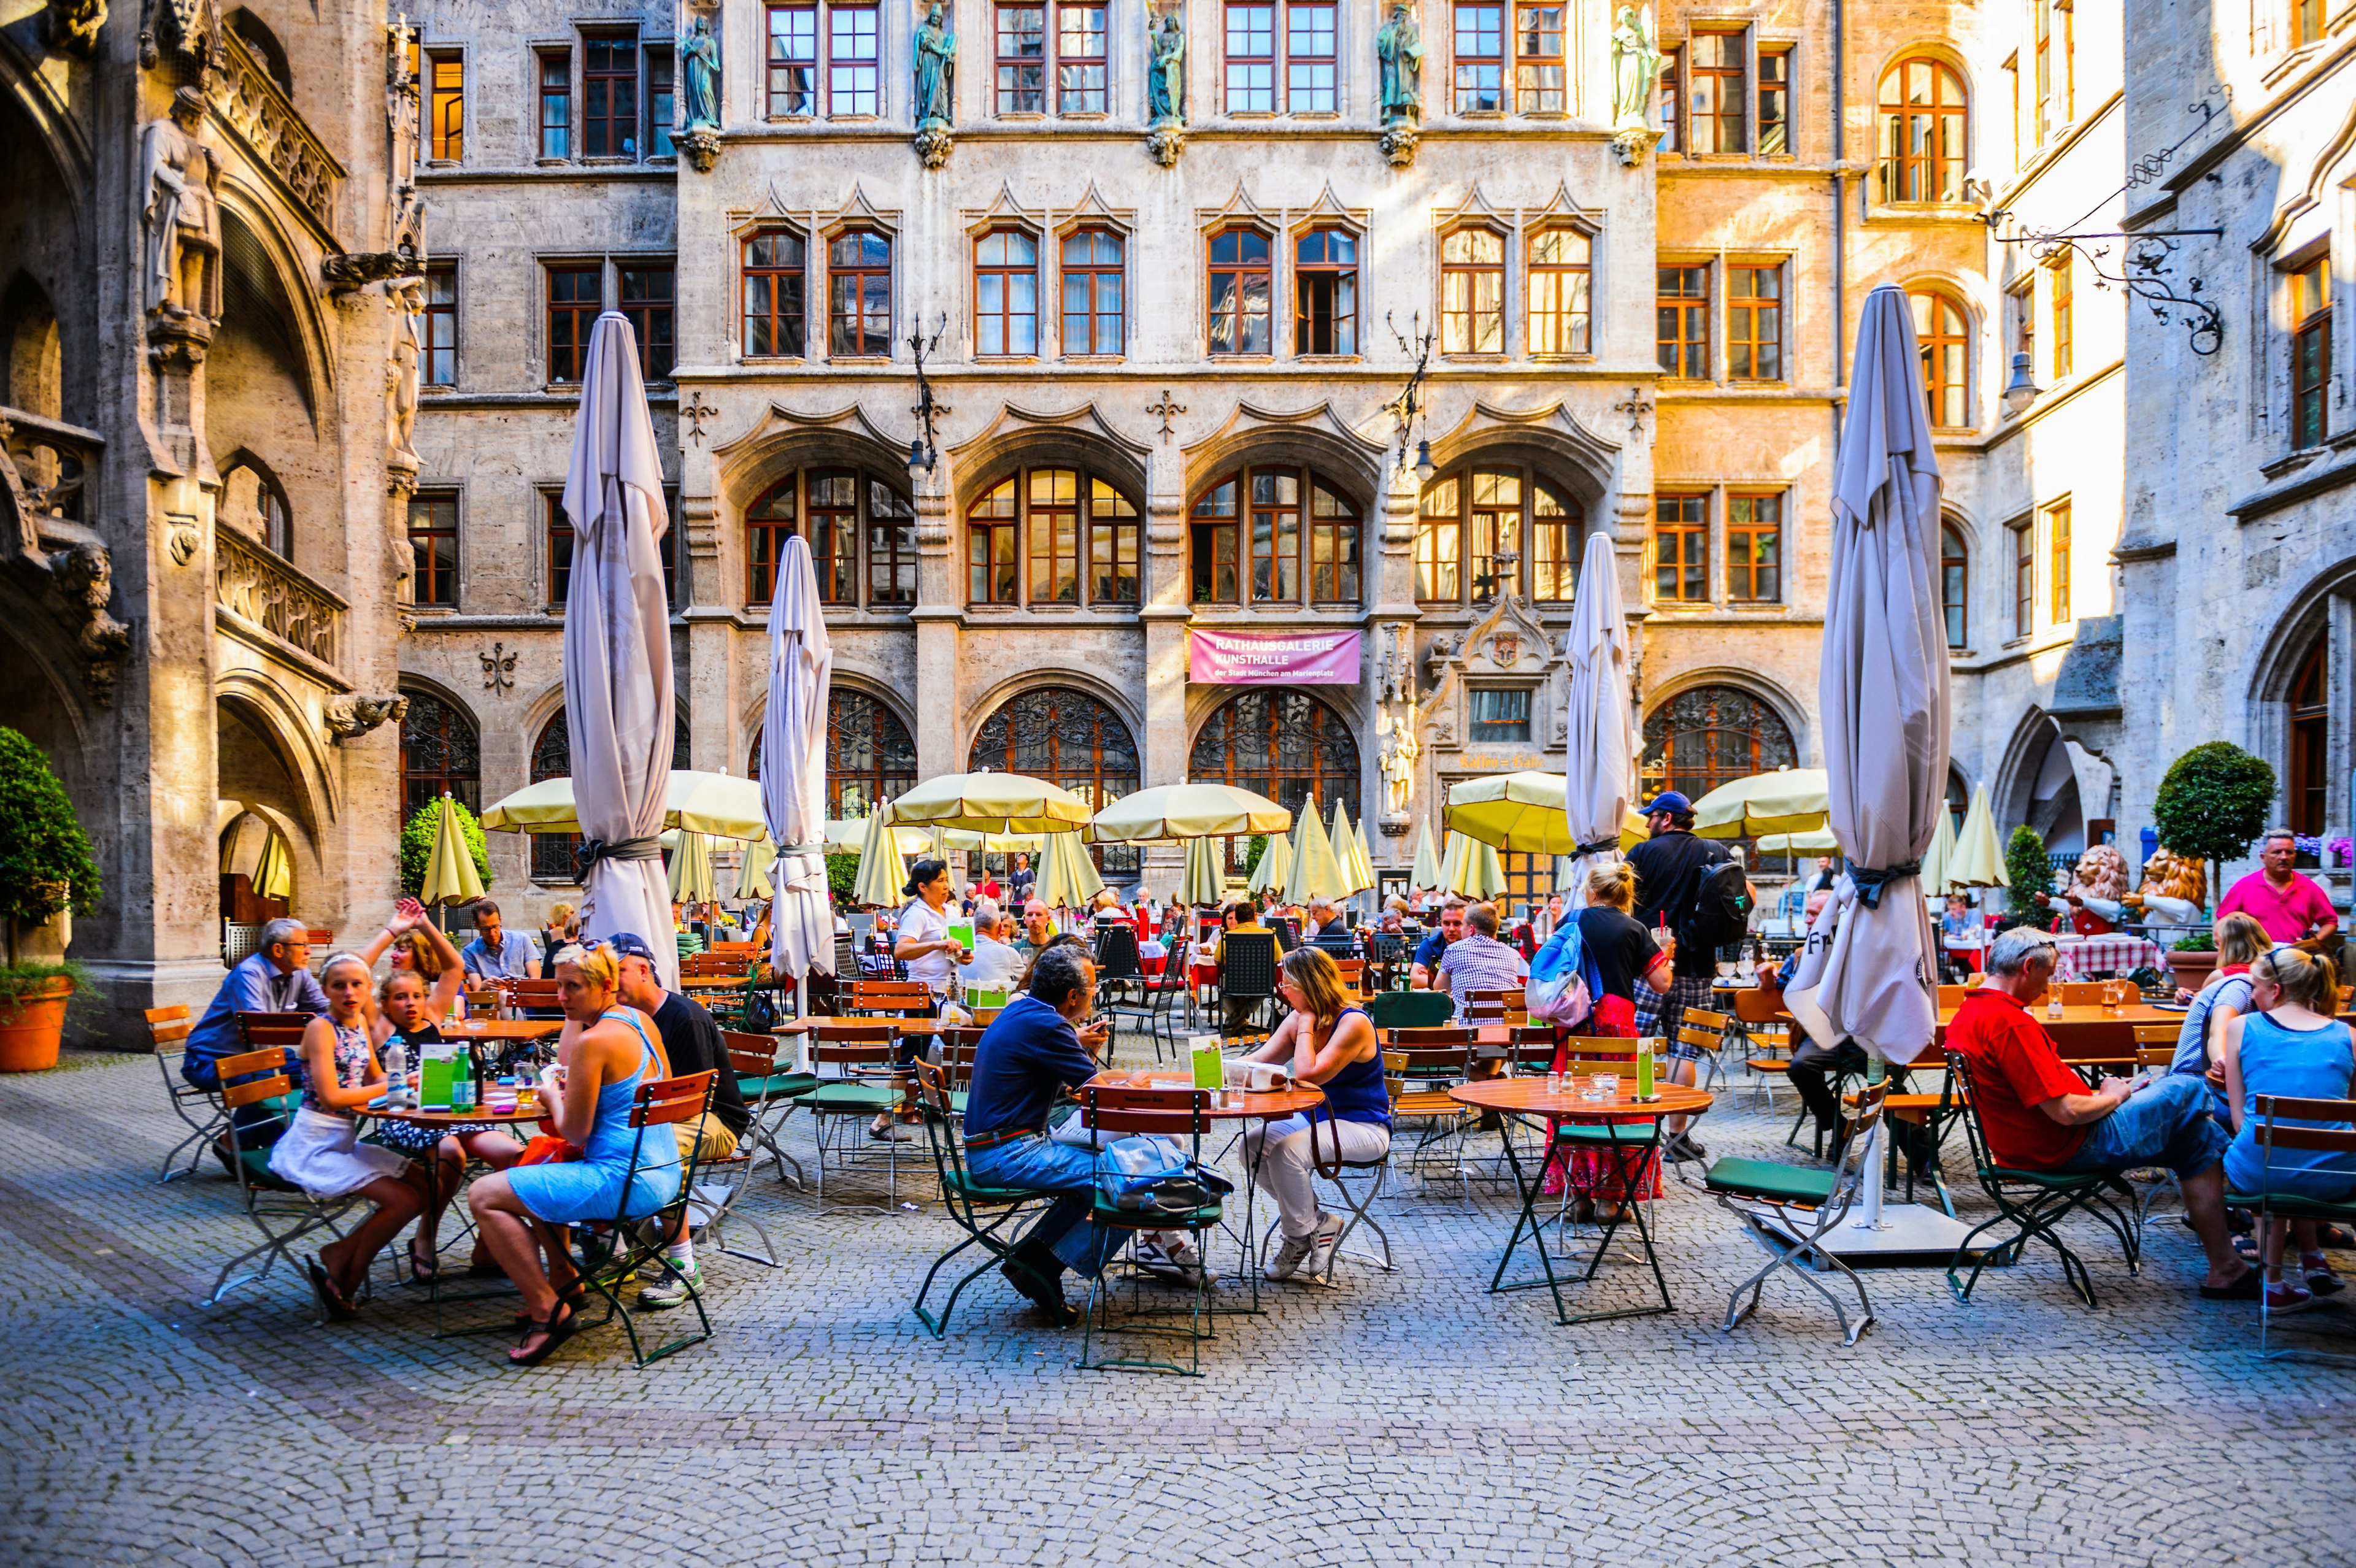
[1302, 1212, 1346, 1283]
[1263, 1230, 1315, 1282]
[1134, 1234, 1210, 1285]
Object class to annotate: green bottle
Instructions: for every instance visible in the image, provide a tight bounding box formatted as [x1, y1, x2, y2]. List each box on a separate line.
[452, 1042, 477, 1112]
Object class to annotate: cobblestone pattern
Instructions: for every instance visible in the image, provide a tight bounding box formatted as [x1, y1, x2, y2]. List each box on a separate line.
[1, 1040, 2350, 1567]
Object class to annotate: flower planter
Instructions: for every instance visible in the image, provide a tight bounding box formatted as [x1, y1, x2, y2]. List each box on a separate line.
[2165, 950, 2218, 996]
[0, 977, 71, 1072]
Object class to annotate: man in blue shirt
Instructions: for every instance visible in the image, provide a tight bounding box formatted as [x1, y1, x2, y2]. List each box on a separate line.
[460, 900, 541, 980]
[1410, 901, 1465, 990]
[961, 944, 1115, 1324]
[182, 918, 328, 1087]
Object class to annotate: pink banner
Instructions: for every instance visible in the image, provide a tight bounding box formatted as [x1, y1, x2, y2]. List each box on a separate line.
[1187, 628, 1361, 685]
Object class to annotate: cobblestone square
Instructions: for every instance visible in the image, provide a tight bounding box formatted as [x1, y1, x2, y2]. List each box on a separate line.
[2, 1040, 2349, 1567]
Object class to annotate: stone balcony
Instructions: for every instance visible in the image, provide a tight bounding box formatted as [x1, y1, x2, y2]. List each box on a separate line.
[214, 528, 348, 688]
[209, 29, 346, 247]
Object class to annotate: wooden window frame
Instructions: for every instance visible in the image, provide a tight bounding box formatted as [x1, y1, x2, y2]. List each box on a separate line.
[766, 2, 818, 115]
[1060, 228, 1123, 356]
[1286, 0, 1338, 111]
[974, 227, 1041, 358]
[1911, 287, 1971, 429]
[1657, 263, 1710, 380]
[1657, 45, 1681, 152]
[1026, 467, 1082, 604]
[537, 50, 571, 158]
[2011, 520, 2034, 638]
[2046, 499, 2072, 625]
[1725, 491, 1782, 603]
[409, 492, 460, 608]
[645, 47, 675, 158]
[1452, 1, 1506, 113]
[582, 32, 639, 158]
[1090, 478, 1142, 604]
[1727, 262, 1782, 382]
[1294, 226, 1358, 356]
[868, 480, 917, 606]
[1224, 1, 1277, 112]
[1057, 1, 1108, 112]
[1469, 686, 1533, 743]
[418, 264, 457, 386]
[827, 2, 880, 115]
[618, 262, 674, 382]
[1191, 465, 1357, 607]
[2291, 255, 2331, 449]
[995, 2, 1046, 114]
[1525, 226, 1590, 356]
[1688, 27, 1747, 152]
[544, 261, 602, 385]
[2049, 255, 2073, 380]
[1440, 226, 1506, 356]
[742, 228, 807, 359]
[2288, 642, 2328, 837]
[1757, 44, 1791, 153]
[1878, 56, 1968, 204]
[1941, 521, 1968, 648]
[1653, 492, 1708, 604]
[1415, 472, 1463, 603]
[544, 491, 574, 607]
[428, 52, 464, 160]
[1207, 225, 1274, 356]
[1514, 1, 1565, 113]
[827, 228, 892, 358]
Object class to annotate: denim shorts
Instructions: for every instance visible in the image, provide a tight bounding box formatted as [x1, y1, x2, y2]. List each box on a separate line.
[2058, 1073, 2230, 1180]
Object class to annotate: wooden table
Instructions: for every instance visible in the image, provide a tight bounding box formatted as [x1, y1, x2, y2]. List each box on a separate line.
[439, 1018, 564, 1043]
[368, 1099, 549, 1333]
[1448, 1077, 1714, 1327]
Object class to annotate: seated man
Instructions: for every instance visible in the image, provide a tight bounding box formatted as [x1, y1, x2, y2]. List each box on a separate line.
[1950, 926, 2255, 1299]
[1410, 901, 1465, 990]
[1215, 899, 1282, 1033]
[1014, 898, 1058, 960]
[960, 945, 1117, 1324]
[960, 900, 1027, 994]
[1432, 902, 1528, 1023]
[460, 899, 541, 982]
[182, 917, 328, 1088]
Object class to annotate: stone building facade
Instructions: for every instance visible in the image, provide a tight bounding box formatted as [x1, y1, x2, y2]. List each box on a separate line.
[2, 0, 412, 1034]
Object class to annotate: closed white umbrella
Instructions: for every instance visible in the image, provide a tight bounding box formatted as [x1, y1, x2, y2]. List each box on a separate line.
[1179, 834, 1225, 907]
[1784, 283, 1950, 1072]
[1409, 816, 1442, 890]
[1248, 832, 1292, 899]
[560, 312, 676, 986]
[1352, 815, 1377, 902]
[1293, 799, 1352, 904]
[1563, 528, 1633, 910]
[761, 532, 836, 990]
[1922, 799, 1958, 897]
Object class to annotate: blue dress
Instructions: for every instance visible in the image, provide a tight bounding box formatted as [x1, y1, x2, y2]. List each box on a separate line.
[2223, 1011, 2356, 1202]
[1306, 1007, 1392, 1128]
[506, 1008, 683, 1224]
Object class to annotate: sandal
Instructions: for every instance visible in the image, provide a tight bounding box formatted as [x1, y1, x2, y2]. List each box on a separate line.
[2199, 1268, 2263, 1301]
[404, 1237, 441, 1285]
[306, 1257, 358, 1323]
[507, 1299, 579, 1367]
[512, 1284, 587, 1327]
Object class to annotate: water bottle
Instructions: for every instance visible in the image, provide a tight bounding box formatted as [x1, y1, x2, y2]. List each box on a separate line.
[382, 1039, 407, 1109]
[452, 1043, 477, 1112]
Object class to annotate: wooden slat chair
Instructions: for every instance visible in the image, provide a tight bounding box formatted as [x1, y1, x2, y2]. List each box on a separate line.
[1941, 1049, 2142, 1309]
[2055, 981, 2109, 1005]
[1879, 1054, 1968, 1216]
[206, 1045, 363, 1309]
[909, 1059, 1057, 1340]
[680, 952, 745, 978]
[723, 1027, 814, 1189]
[683, 1042, 787, 1267]
[505, 978, 564, 1020]
[1701, 1080, 1892, 1346]
[707, 941, 758, 963]
[802, 1022, 909, 1211]
[145, 1005, 221, 1184]
[2227, 1094, 2356, 1364]
[1676, 1005, 1735, 1094]
[1936, 984, 1974, 1010]
[846, 979, 935, 1018]
[2114, 1026, 2192, 1229]
[1075, 1085, 1224, 1377]
[1381, 1034, 1477, 1202]
[566, 1070, 717, 1367]
[1732, 988, 1793, 1113]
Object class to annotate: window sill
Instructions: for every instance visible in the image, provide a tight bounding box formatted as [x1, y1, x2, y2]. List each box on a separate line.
[1207, 355, 1277, 364]
[424, 158, 463, 169]
[2260, 445, 2331, 482]
[580, 155, 642, 166]
[995, 112, 1047, 123]
[827, 356, 892, 366]
[535, 156, 571, 167]
[1442, 353, 1509, 365]
[1866, 202, 1984, 223]
[975, 355, 1044, 366]
[1059, 353, 1125, 364]
[421, 383, 460, 395]
[1295, 353, 1363, 364]
[542, 382, 582, 393]
[1453, 109, 1509, 120]
[739, 354, 809, 365]
[1527, 353, 1595, 364]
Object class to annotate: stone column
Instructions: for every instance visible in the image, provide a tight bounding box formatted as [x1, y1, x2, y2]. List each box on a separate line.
[1366, 453, 1422, 867]
[1137, 444, 1190, 893]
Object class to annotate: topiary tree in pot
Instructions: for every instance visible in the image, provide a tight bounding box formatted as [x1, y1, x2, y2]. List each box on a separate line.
[2150, 740, 2276, 913]
[1996, 824, 2058, 933]
[0, 727, 100, 1070]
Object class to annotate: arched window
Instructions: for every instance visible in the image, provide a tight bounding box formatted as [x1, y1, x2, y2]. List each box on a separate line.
[1640, 685, 1797, 803]
[1877, 57, 1966, 204]
[1189, 465, 1361, 606]
[964, 467, 1142, 607]
[744, 467, 915, 607]
[530, 712, 579, 881]
[971, 686, 1141, 873]
[2290, 642, 2328, 842]
[399, 690, 480, 818]
[1911, 288, 1970, 429]
[221, 458, 293, 558]
[1441, 227, 1505, 354]
[1190, 691, 1361, 872]
[1941, 521, 1969, 648]
[826, 690, 918, 818]
[1415, 464, 1581, 604]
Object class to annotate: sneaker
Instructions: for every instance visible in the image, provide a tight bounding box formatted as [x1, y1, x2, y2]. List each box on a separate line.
[637, 1262, 702, 1310]
[1665, 1136, 1707, 1164]
[1263, 1230, 1316, 1282]
[2265, 1278, 2316, 1315]
[869, 1118, 920, 1142]
[1301, 1212, 1347, 1283]
[1134, 1235, 1209, 1285]
[2303, 1253, 2345, 1296]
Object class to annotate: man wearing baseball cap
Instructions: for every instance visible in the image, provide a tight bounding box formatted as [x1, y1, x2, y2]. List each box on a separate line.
[1625, 790, 1732, 1160]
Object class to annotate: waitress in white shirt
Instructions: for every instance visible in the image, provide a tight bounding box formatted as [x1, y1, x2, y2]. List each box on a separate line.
[894, 858, 969, 1008]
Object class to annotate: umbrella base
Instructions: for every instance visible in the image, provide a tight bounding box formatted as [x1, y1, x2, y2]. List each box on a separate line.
[1737, 1201, 2001, 1271]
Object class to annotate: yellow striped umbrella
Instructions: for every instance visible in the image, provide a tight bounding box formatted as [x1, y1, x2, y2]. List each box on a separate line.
[852, 809, 907, 908]
[1248, 832, 1292, 899]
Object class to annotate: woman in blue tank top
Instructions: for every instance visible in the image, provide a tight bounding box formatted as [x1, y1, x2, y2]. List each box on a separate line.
[1242, 947, 1392, 1285]
[2220, 945, 2356, 1315]
[468, 941, 680, 1366]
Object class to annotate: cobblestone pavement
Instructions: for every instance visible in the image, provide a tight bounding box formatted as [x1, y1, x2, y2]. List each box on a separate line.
[1, 1037, 2350, 1567]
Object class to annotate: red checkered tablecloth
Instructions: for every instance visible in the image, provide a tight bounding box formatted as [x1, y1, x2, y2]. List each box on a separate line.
[2052, 935, 2166, 980]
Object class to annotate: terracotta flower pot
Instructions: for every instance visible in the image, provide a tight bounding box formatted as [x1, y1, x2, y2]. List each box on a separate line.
[2165, 949, 2218, 996]
[0, 977, 72, 1072]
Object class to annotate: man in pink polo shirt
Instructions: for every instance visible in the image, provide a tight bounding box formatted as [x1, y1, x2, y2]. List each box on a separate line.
[2215, 828, 2340, 947]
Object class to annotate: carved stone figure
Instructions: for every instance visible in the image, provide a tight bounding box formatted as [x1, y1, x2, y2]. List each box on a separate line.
[682, 15, 722, 130]
[46, 0, 106, 57]
[1381, 705, 1420, 818]
[325, 693, 410, 744]
[47, 542, 131, 707]
[915, 4, 955, 125]
[1147, 9, 1186, 124]
[2121, 847, 2208, 928]
[141, 88, 223, 323]
[138, 0, 206, 67]
[1422, 629, 1459, 685]
[1376, 4, 1422, 126]
[1610, 6, 1660, 131]
[385, 282, 422, 485]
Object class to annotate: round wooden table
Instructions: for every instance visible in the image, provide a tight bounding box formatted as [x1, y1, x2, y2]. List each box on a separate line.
[1447, 1076, 1714, 1326]
[437, 1018, 564, 1044]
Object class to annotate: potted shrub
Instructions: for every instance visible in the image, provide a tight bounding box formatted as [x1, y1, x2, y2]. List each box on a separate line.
[1995, 825, 2059, 934]
[2151, 741, 2276, 912]
[2166, 929, 2219, 995]
[0, 727, 101, 1071]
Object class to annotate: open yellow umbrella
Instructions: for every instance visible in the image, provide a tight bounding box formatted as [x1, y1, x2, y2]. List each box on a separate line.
[1757, 828, 1843, 856]
[734, 836, 776, 900]
[887, 772, 1092, 836]
[420, 793, 485, 907]
[1410, 817, 1442, 889]
[1691, 767, 1831, 840]
[1086, 782, 1290, 844]
[482, 770, 767, 841]
[667, 828, 717, 902]
[1948, 782, 2008, 889]
[1331, 801, 1374, 895]
[1179, 834, 1225, 906]
[1248, 832, 1292, 899]
[1446, 771, 1652, 854]
[1439, 830, 1506, 899]
[852, 809, 907, 908]
[1037, 825, 1105, 910]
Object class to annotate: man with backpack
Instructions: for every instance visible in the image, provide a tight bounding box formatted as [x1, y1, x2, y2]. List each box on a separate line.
[1626, 791, 1751, 1161]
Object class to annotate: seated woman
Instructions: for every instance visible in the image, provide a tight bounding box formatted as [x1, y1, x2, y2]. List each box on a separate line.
[1241, 947, 1392, 1285]
[2221, 945, 2356, 1315]
[539, 901, 580, 969]
[466, 943, 679, 1366]
[2171, 913, 2273, 1118]
[365, 904, 525, 1282]
[266, 952, 428, 1320]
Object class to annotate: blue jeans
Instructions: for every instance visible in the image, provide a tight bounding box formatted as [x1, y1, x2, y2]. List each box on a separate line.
[2060, 1074, 2230, 1180]
[964, 1134, 1115, 1279]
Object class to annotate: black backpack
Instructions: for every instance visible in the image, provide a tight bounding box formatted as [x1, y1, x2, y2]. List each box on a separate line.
[1679, 858, 1753, 952]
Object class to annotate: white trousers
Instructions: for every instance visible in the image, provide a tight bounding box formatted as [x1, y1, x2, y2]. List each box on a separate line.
[1243, 1114, 1392, 1240]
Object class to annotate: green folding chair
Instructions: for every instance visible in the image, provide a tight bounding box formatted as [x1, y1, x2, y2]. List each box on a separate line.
[2227, 1092, 2356, 1365]
[1943, 1050, 2141, 1309]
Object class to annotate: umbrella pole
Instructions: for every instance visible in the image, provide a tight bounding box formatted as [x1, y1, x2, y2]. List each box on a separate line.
[1854, 1053, 1889, 1231]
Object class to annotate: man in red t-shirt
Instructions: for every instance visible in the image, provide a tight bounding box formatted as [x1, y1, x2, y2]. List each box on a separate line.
[1949, 926, 2254, 1298]
[2215, 829, 2341, 947]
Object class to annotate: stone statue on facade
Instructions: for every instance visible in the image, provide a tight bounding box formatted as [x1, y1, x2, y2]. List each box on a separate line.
[141, 87, 223, 326]
[677, 15, 724, 170]
[914, 2, 956, 167]
[1609, 4, 1660, 163]
[325, 693, 409, 744]
[1145, 7, 1187, 166]
[45, 0, 106, 57]
[1380, 704, 1420, 820]
[1376, 2, 1423, 166]
[385, 281, 423, 493]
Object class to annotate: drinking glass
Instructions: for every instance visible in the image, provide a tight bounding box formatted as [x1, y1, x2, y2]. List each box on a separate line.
[1592, 1074, 1620, 1102]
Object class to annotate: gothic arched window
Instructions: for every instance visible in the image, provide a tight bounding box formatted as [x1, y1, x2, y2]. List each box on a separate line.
[399, 690, 480, 818]
[823, 690, 918, 818]
[1640, 685, 1796, 804]
[971, 686, 1141, 873]
[1190, 690, 1361, 871]
[530, 712, 578, 881]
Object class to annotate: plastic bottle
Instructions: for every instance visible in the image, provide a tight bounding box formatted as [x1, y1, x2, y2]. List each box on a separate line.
[452, 1043, 477, 1112]
[382, 1039, 408, 1109]
[1636, 1037, 1657, 1099]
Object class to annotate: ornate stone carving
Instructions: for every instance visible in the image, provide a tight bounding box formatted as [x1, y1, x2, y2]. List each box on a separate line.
[45, 544, 132, 707]
[137, 0, 207, 69]
[324, 693, 408, 743]
[210, 28, 345, 241]
[321, 246, 423, 295]
[1379, 125, 1419, 168]
[1147, 124, 1185, 167]
[1422, 630, 1459, 686]
[140, 88, 223, 333]
[384, 279, 422, 493]
[215, 526, 343, 669]
[47, 0, 106, 57]
[1609, 4, 1660, 164]
[914, 3, 955, 167]
[677, 126, 722, 172]
[166, 515, 202, 564]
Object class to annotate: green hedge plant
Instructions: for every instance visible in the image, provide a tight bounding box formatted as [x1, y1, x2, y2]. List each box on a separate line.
[0, 726, 99, 927]
[2152, 741, 2276, 905]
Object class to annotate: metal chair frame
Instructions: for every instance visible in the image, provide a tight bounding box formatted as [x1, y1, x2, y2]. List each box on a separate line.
[1216, 931, 1280, 1039]
[1076, 1085, 1222, 1377]
[564, 1070, 717, 1367]
[2230, 1093, 2356, 1366]
[1702, 1080, 1890, 1347]
[909, 1061, 1056, 1340]
[803, 1026, 912, 1212]
[206, 1046, 363, 1309]
[146, 1005, 224, 1183]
